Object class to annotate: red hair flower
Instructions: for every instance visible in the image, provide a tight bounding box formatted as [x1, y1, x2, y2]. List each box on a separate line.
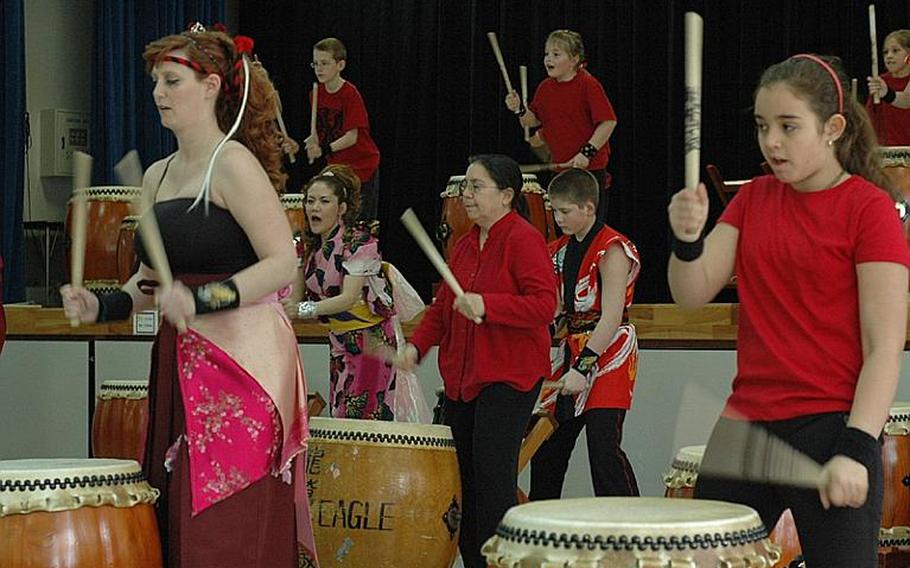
[233, 35, 254, 55]
[212, 22, 227, 33]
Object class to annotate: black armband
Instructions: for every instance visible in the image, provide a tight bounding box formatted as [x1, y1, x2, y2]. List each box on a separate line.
[672, 234, 705, 262]
[580, 142, 598, 159]
[882, 86, 897, 104]
[833, 426, 880, 468]
[95, 290, 134, 322]
[192, 279, 240, 315]
[320, 141, 333, 157]
[572, 346, 600, 375]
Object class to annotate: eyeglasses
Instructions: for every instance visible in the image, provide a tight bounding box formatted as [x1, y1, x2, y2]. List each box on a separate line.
[458, 179, 501, 195]
[310, 61, 335, 69]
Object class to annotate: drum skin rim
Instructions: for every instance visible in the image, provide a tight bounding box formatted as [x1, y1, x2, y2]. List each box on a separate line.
[879, 146, 910, 167]
[99, 380, 149, 399]
[441, 174, 542, 198]
[280, 193, 305, 208]
[308, 416, 455, 448]
[0, 458, 159, 516]
[492, 498, 770, 552]
[68, 186, 143, 203]
[885, 402, 910, 435]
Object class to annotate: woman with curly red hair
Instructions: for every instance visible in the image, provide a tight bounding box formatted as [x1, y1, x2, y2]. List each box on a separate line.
[62, 24, 317, 567]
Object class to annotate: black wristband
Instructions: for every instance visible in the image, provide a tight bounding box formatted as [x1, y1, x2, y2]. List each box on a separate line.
[882, 86, 897, 104]
[320, 141, 333, 157]
[672, 234, 705, 262]
[833, 426, 880, 468]
[95, 290, 134, 322]
[193, 279, 240, 315]
[572, 346, 600, 375]
[580, 142, 598, 159]
[516, 104, 527, 117]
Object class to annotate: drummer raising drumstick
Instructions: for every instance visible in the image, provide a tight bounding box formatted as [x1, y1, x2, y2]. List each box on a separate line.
[670, 52, 910, 568]
[867, 29, 910, 145]
[505, 30, 617, 222]
[398, 154, 556, 568]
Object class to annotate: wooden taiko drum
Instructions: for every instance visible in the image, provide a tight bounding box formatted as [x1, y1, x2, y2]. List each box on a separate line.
[65, 186, 142, 293]
[482, 497, 781, 567]
[663, 444, 801, 567]
[882, 403, 910, 531]
[0, 458, 162, 568]
[307, 417, 461, 567]
[281, 193, 308, 260]
[92, 380, 149, 463]
[116, 215, 140, 284]
[880, 147, 910, 199]
[437, 174, 556, 261]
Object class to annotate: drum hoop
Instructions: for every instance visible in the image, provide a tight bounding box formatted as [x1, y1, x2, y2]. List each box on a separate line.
[879, 146, 910, 167]
[309, 428, 457, 449]
[493, 521, 769, 551]
[880, 526, 910, 548]
[99, 381, 148, 400]
[70, 186, 143, 203]
[84, 281, 123, 296]
[281, 193, 306, 209]
[0, 469, 146, 492]
[886, 405, 910, 435]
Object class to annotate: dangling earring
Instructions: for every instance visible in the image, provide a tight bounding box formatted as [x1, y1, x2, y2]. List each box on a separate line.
[827, 140, 834, 147]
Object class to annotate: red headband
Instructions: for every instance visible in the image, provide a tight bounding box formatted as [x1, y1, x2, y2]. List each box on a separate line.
[791, 53, 844, 114]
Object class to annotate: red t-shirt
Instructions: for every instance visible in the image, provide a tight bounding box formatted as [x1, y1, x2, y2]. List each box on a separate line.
[866, 72, 910, 146]
[409, 211, 557, 402]
[311, 81, 381, 182]
[719, 175, 910, 421]
[529, 69, 617, 170]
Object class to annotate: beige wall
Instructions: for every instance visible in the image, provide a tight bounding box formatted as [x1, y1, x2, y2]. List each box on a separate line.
[21, 0, 240, 222]
[23, 0, 93, 222]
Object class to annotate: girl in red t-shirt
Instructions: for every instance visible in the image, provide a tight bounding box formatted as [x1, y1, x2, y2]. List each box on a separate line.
[866, 29, 910, 145]
[669, 54, 910, 567]
[505, 30, 617, 220]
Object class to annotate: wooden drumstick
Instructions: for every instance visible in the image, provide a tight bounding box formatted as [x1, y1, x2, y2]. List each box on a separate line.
[851, 77, 858, 102]
[115, 150, 186, 334]
[684, 12, 703, 193]
[519, 162, 571, 174]
[68, 151, 92, 327]
[400, 208, 465, 297]
[870, 4, 880, 104]
[309, 82, 319, 164]
[486, 32, 514, 93]
[274, 90, 296, 164]
[519, 65, 530, 141]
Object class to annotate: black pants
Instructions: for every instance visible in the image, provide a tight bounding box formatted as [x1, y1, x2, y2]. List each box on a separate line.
[694, 414, 883, 568]
[444, 381, 541, 568]
[529, 396, 639, 499]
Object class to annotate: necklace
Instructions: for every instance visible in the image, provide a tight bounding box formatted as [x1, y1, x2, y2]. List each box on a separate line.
[823, 169, 846, 189]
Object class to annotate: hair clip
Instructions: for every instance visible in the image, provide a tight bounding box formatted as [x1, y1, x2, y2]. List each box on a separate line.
[188, 22, 207, 33]
[323, 171, 336, 177]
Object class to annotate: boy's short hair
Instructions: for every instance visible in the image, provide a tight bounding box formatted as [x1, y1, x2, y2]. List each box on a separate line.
[314, 37, 347, 61]
[548, 168, 599, 208]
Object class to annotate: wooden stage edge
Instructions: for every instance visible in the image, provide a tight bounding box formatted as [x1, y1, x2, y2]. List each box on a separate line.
[2, 302, 859, 349]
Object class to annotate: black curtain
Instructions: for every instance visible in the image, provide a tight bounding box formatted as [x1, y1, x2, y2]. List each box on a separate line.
[1, 0, 26, 302]
[241, 0, 910, 303]
[91, 0, 225, 184]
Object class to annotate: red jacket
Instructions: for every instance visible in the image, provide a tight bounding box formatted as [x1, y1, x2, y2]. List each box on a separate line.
[410, 211, 557, 401]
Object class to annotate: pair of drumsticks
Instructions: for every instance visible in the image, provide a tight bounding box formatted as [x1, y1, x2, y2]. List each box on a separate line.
[69, 150, 185, 332]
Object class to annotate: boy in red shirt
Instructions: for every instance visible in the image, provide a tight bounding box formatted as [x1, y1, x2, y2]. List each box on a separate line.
[306, 37, 381, 221]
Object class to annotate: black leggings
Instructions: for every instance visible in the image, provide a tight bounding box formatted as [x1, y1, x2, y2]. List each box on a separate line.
[443, 381, 541, 568]
[695, 413, 883, 568]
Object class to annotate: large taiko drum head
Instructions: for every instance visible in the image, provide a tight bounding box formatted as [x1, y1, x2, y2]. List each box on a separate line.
[65, 186, 142, 293]
[883, 403, 910, 530]
[483, 497, 781, 567]
[663, 444, 801, 567]
[307, 417, 461, 567]
[437, 174, 556, 261]
[0, 458, 162, 568]
[92, 380, 149, 464]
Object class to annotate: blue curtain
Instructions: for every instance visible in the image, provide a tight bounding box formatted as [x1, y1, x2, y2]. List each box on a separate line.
[91, 0, 225, 183]
[0, 0, 26, 302]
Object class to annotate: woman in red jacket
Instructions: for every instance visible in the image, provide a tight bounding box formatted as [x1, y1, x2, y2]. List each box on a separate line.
[400, 154, 557, 568]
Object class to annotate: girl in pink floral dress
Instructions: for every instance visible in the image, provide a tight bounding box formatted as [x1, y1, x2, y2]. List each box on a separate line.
[287, 165, 404, 419]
